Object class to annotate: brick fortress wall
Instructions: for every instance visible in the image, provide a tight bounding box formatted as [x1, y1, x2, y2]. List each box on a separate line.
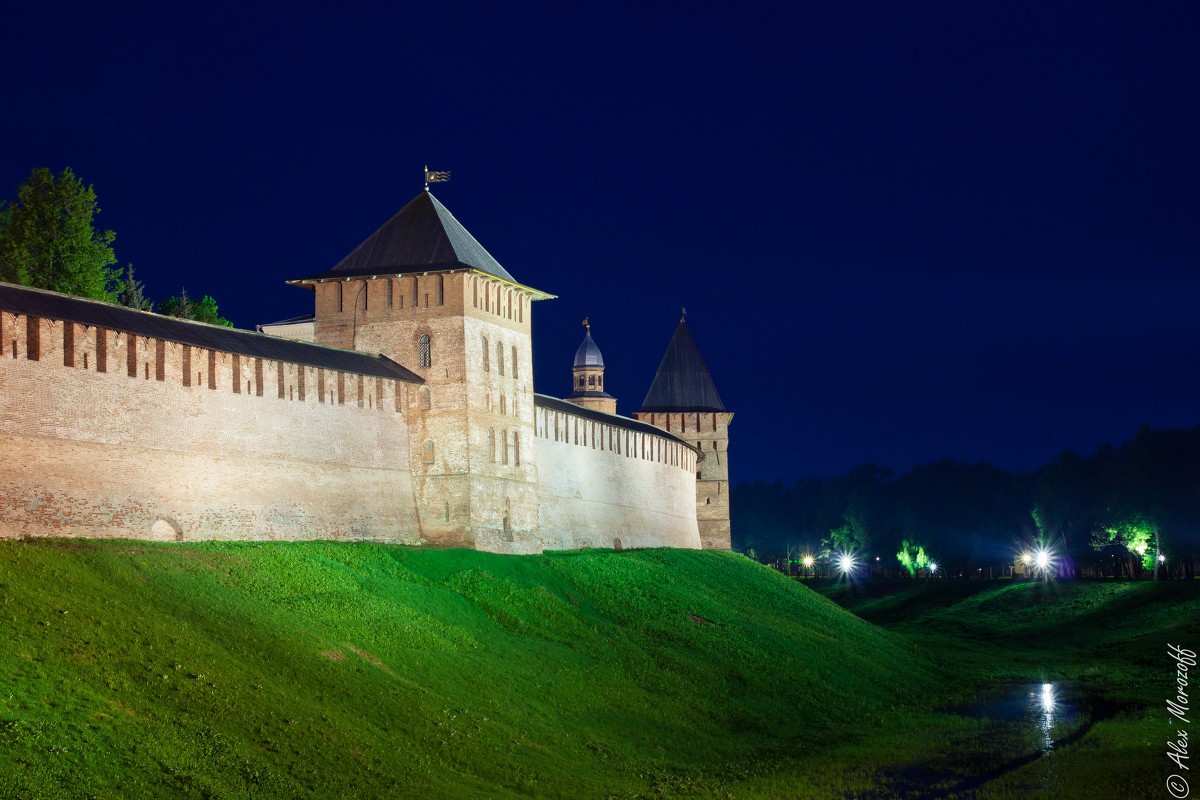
[0, 310, 422, 542]
[535, 402, 702, 551]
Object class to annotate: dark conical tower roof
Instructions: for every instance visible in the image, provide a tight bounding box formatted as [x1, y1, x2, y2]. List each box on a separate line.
[638, 318, 725, 413]
[291, 191, 518, 284]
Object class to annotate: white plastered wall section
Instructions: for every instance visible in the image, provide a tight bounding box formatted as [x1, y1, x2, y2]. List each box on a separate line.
[533, 410, 701, 551]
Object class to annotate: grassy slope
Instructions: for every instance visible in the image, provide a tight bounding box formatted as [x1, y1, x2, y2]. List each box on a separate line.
[817, 578, 1200, 799]
[0, 541, 938, 799]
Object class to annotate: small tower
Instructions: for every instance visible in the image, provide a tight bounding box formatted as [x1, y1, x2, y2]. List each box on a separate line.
[633, 315, 732, 551]
[566, 319, 617, 414]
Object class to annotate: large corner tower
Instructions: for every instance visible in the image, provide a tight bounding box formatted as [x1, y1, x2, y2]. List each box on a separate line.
[289, 189, 554, 553]
[633, 316, 732, 550]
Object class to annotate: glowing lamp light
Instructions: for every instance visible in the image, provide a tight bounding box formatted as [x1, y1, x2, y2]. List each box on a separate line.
[838, 555, 855, 574]
[1035, 550, 1051, 570]
[1021, 553, 1032, 565]
[1159, 554, 1166, 563]
[1136, 544, 1147, 556]
[802, 556, 814, 568]
[929, 562, 938, 573]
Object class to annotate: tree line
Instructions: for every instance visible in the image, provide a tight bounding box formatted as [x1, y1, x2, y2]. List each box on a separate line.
[732, 424, 1200, 580]
[0, 167, 231, 326]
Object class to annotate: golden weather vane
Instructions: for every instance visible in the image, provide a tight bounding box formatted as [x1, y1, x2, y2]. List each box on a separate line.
[424, 166, 451, 191]
[582, 316, 590, 330]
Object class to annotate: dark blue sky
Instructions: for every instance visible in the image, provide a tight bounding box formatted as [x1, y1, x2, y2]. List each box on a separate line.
[3, 2, 1197, 483]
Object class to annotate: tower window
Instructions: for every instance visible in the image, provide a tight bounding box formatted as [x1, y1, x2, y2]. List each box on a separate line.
[438, 274, 444, 305]
[361, 280, 368, 311]
[489, 428, 496, 461]
[512, 345, 518, 379]
[498, 344, 504, 376]
[387, 279, 394, 309]
[578, 376, 585, 388]
[588, 375, 595, 387]
[482, 336, 489, 371]
[418, 334, 431, 367]
[336, 282, 343, 313]
[420, 387, 431, 409]
[423, 440, 435, 464]
[502, 429, 509, 465]
[412, 276, 419, 307]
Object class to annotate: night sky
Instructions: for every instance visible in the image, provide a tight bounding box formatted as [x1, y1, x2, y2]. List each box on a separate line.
[4, 3, 1197, 483]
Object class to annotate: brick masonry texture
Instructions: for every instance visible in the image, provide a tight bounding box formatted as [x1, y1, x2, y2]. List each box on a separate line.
[1, 269, 714, 553]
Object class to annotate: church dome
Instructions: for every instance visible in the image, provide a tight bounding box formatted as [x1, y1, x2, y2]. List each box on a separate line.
[574, 329, 604, 368]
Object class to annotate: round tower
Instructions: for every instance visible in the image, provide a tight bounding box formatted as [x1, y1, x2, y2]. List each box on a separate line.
[566, 319, 617, 414]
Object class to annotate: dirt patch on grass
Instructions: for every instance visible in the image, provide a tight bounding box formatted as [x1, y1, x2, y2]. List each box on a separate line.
[320, 649, 347, 661]
[688, 613, 715, 626]
[346, 644, 394, 674]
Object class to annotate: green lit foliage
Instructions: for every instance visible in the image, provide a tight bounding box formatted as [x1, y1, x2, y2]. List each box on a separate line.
[824, 507, 870, 557]
[896, 539, 930, 577]
[0, 167, 119, 300]
[158, 288, 233, 327]
[1092, 515, 1157, 571]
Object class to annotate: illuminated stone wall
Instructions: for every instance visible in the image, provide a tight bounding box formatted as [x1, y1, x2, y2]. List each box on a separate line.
[0, 312, 422, 542]
[312, 272, 541, 553]
[534, 404, 702, 551]
[634, 411, 733, 551]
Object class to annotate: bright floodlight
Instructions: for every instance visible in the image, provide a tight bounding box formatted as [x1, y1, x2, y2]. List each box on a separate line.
[1035, 550, 1051, 570]
[838, 555, 855, 573]
[929, 562, 938, 573]
[1021, 553, 1032, 565]
[802, 555, 814, 568]
[1159, 554, 1166, 563]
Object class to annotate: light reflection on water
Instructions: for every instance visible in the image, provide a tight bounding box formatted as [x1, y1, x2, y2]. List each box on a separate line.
[951, 681, 1084, 754]
[1038, 682, 1055, 753]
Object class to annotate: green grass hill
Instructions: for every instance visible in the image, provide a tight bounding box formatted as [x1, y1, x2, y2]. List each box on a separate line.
[0, 541, 939, 799]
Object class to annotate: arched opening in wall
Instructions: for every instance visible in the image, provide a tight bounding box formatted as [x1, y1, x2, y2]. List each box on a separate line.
[437, 274, 444, 305]
[418, 335, 431, 368]
[502, 498, 513, 542]
[482, 336, 489, 371]
[512, 345, 518, 379]
[588, 375, 595, 386]
[337, 282, 343, 313]
[423, 440, 435, 464]
[420, 387, 431, 409]
[613, 538, 623, 551]
[444, 501, 450, 522]
[150, 518, 183, 542]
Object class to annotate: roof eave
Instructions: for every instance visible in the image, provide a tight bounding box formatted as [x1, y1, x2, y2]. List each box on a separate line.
[287, 266, 556, 301]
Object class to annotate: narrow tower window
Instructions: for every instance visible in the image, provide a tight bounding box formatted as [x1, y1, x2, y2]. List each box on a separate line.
[511, 345, 518, 379]
[482, 336, 489, 371]
[387, 279, 394, 309]
[418, 335, 431, 367]
[497, 344, 504, 376]
[336, 282, 343, 313]
[438, 274, 444, 305]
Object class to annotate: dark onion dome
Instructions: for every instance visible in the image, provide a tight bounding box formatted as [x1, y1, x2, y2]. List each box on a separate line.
[638, 318, 725, 413]
[573, 329, 604, 368]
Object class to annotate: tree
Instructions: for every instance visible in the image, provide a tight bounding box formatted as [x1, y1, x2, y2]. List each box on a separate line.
[158, 288, 232, 327]
[116, 263, 153, 311]
[896, 539, 930, 577]
[0, 167, 119, 301]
